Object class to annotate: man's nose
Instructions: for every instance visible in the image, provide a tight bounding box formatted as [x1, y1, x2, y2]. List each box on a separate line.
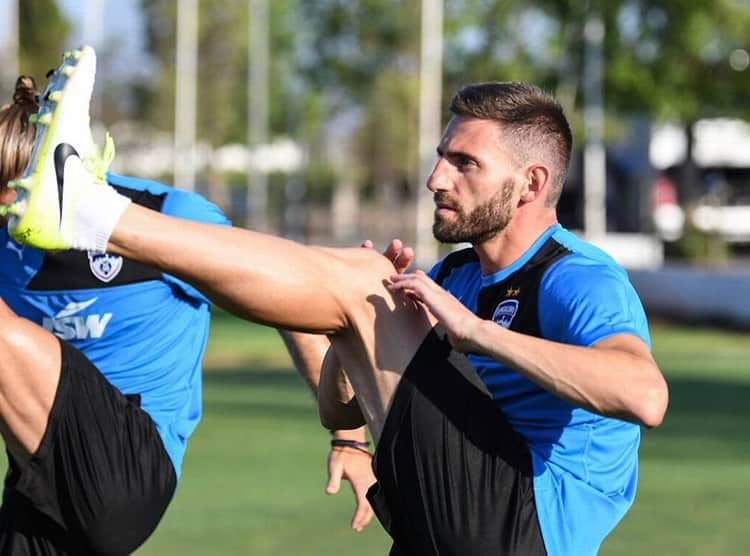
[426, 159, 451, 192]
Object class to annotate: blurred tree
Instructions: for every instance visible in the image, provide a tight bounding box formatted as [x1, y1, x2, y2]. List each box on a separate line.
[138, 0, 306, 145]
[595, 0, 750, 203]
[18, 0, 71, 86]
[439, 0, 750, 209]
[133, 0, 750, 226]
[298, 1, 422, 197]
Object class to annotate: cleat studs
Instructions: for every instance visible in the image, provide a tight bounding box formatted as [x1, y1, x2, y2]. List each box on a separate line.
[29, 114, 39, 124]
[62, 65, 75, 77]
[8, 178, 30, 191]
[38, 113, 52, 126]
[5, 201, 25, 217]
[48, 91, 62, 102]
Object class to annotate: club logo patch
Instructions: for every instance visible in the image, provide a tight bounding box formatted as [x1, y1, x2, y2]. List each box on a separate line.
[87, 251, 123, 283]
[492, 299, 519, 329]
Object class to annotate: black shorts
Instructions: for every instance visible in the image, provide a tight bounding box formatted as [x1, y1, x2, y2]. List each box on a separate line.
[367, 326, 546, 556]
[0, 339, 177, 556]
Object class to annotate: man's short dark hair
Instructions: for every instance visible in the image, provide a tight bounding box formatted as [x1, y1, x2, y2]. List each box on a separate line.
[449, 82, 572, 207]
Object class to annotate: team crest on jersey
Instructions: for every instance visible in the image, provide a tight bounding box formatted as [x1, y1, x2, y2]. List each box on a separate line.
[492, 299, 519, 329]
[87, 251, 123, 283]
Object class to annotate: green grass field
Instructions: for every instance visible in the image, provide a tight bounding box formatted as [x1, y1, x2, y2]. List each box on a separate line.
[0, 311, 741, 553]
[133, 314, 750, 555]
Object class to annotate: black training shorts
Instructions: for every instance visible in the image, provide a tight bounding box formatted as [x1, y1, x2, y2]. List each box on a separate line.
[0, 339, 177, 556]
[367, 326, 547, 556]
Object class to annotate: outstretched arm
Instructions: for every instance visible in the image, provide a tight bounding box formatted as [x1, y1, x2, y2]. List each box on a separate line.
[276, 239, 413, 531]
[388, 270, 669, 427]
[279, 329, 373, 531]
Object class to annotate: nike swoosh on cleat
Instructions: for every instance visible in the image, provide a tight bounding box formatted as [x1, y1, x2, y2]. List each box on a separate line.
[54, 143, 80, 228]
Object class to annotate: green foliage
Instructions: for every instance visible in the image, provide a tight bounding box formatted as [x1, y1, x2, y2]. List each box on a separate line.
[599, 0, 750, 122]
[18, 0, 71, 84]
[303, 160, 337, 203]
[668, 222, 731, 265]
[139, 0, 300, 144]
[134, 1, 750, 211]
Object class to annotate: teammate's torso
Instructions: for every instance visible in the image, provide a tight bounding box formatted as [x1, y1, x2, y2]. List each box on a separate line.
[0, 174, 228, 475]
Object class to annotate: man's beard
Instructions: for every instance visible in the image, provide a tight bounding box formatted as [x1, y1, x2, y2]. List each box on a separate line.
[432, 179, 515, 244]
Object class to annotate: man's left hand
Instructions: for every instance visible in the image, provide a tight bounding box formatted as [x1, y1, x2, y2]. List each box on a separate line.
[326, 428, 376, 532]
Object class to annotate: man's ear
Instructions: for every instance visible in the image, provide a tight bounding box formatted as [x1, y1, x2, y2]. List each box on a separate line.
[520, 165, 550, 203]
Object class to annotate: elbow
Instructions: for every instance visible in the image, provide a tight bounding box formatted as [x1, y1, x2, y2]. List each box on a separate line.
[319, 403, 341, 431]
[635, 378, 669, 429]
[319, 398, 366, 431]
[319, 409, 339, 431]
[318, 398, 340, 430]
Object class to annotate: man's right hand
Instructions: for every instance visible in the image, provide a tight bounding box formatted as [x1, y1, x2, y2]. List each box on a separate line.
[362, 238, 414, 274]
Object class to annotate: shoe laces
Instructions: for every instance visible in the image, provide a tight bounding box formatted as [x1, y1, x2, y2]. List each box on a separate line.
[83, 131, 116, 182]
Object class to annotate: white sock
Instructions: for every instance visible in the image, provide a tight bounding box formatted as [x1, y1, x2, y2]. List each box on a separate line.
[62, 159, 131, 252]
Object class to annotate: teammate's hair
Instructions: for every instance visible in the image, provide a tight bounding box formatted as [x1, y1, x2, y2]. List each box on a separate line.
[0, 76, 39, 189]
[449, 82, 572, 207]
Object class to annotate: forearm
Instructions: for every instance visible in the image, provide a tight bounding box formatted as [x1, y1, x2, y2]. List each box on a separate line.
[469, 321, 668, 427]
[279, 330, 330, 395]
[279, 329, 366, 430]
[318, 348, 366, 430]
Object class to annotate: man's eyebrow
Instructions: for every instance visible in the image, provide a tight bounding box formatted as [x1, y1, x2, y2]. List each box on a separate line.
[437, 147, 480, 164]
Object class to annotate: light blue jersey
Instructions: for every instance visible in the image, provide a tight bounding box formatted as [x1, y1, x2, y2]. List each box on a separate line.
[430, 224, 650, 556]
[0, 173, 230, 478]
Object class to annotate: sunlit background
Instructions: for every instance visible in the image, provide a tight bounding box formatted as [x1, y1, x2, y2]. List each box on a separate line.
[1, 1, 749, 555]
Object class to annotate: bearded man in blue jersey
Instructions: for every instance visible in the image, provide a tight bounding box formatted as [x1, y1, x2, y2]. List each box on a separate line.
[0, 56, 376, 555]
[4, 47, 669, 556]
[378, 82, 670, 554]
[290, 82, 671, 555]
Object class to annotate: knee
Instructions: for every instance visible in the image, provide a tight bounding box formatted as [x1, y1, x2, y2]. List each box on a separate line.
[0, 314, 50, 357]
[0, 314, 60, 389]
[0, 313, 32, 355]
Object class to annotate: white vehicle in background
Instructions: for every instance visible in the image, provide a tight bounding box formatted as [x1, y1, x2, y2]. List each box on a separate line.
[650, 118, 750, 243]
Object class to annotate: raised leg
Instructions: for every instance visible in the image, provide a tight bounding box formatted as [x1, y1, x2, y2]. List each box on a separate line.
[105, 204, 437, 439]
[3, 44, 438, 440]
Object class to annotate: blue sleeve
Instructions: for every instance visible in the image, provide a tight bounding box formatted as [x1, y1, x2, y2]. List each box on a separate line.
[161, 189, 231, 227]
[160, 190, 231, 304]
[427, 260, 443, 280]
[539, 257, 651, 348]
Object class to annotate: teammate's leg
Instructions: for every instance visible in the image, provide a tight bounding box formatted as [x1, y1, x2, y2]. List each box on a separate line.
[0, 299, 175, 554]
[104, 204, 436, 437]
[0, 299, 61, 460]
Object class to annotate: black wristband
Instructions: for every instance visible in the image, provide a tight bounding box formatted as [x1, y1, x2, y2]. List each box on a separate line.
[330, 438, 372, 455]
